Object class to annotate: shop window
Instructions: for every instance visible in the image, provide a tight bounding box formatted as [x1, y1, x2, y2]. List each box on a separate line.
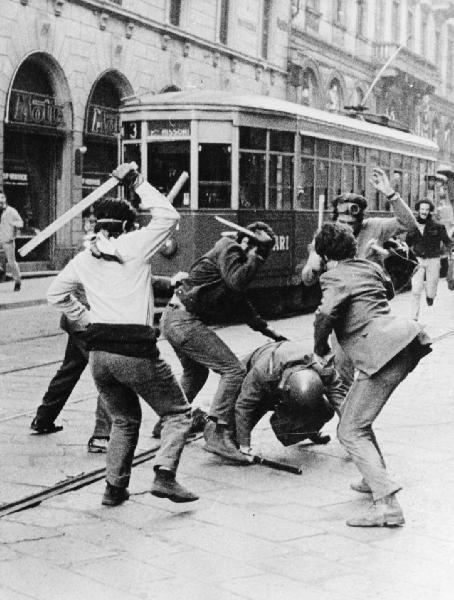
[240, 127, 266, 150]
[239, 153, 266, 209]
[355, 165, 366, 196]
[269, 155, 293, 210]
[315, 138, 329, 157]
[301, 136, 315, 156]
[343, 144, 354, 162]
[314, 159, 329, 210]
[198, 144, 231, 209]
[329, 162, 342, 205]
[330, 142, 342, 160]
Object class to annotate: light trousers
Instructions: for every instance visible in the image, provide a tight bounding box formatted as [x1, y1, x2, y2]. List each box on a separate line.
[411, 257, 440, 320]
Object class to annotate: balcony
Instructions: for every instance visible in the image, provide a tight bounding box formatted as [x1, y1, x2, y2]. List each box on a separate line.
[373, 43, 439, 89]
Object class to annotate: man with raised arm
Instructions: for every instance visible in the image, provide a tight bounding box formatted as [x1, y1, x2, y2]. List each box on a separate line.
[47, 163, 198, 506]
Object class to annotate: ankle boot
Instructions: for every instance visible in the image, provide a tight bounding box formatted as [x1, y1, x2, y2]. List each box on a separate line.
[151, 469, 199, 503]
[204, 422, 252, 464]
[346, 493, 404, 527]
[102, 482, 129, 506]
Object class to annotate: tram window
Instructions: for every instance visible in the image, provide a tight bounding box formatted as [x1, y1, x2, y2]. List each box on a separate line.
[329, 162, 342, 204]
[343, 145, 354, 162]
[239, 153, 266, 208]
[330, 142, 342, 160]
[355, 165, 366, 196]
[270, 131, 294, 153]
[147, 141, 190, 208]
[301, 136, 315, 156]
[269, 155, 293, 210]
[316, 139, 329, 157]
[315, 159, 329, 211]
[123, 144, 141, 171]
[380, 151, 390, 168]
[239, 127, 266, 150]
[297, 158, 314, 210]
[354, 146, 366, 163]
[198, 144, 231, 209]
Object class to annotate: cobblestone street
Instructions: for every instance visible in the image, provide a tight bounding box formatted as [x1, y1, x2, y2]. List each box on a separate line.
[0, 277, 454, 600]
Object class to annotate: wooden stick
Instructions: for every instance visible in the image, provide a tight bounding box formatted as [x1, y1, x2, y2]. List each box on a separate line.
[19, 162, 138, 257]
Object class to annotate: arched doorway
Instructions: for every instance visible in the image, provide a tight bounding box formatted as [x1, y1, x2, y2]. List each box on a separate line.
[4, 53, 72, 263]
[83, 71, 133, 199]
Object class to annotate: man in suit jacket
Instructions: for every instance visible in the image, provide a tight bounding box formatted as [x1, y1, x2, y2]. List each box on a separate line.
[313, 222, 431, 528]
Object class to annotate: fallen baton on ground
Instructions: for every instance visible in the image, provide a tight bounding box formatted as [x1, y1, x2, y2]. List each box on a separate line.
[19, 161, 139, 257]
[252, 454, 302, 475]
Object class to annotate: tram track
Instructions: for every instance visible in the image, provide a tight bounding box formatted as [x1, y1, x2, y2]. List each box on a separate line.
[1, 321, 453, 519]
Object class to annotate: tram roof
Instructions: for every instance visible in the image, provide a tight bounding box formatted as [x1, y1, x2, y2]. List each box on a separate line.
[121, 89, 438, 156]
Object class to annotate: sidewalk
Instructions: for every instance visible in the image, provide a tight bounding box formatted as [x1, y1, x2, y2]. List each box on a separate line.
[0, 283, 454, 600]
[0, 276, 56, 310]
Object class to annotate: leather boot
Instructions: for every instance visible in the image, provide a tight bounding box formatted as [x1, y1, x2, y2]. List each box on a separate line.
[350, 478, 372, 493]
[102, 482, 129, 506]
[204, 421, 252, 464]
[346, 494, 405, 527]
[151, 469, 199, 503]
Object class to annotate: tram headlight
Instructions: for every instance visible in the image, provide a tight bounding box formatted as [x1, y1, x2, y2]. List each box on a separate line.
[159, 237, 178, 258]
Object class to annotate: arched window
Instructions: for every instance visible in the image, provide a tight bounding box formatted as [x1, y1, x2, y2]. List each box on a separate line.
[301, 68, 318, 107]
[327, 79, 343, 112]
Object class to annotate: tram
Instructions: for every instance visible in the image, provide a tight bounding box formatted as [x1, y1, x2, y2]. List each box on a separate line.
[120, 89, 438, 315]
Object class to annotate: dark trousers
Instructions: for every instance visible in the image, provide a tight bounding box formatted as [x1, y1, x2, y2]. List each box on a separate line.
[35, 332, 111, 438]
[161, 305, 246, 427]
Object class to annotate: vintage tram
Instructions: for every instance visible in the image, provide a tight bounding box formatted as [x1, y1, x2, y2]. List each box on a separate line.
[120, 89, 438, 315]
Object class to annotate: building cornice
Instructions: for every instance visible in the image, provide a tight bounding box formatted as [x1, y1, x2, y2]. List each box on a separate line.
[72, 0, 287, 76]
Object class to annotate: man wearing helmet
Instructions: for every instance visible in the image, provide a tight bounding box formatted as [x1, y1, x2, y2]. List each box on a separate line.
[313, 222, 431, 527]
[302, 167, 418, 286]
[406, 198, 452, 320]
[161, 222, 286, 464]
[234, 340, 344, 456]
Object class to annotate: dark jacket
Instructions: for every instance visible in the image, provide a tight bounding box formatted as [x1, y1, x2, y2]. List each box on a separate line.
[406, 217, 452, 259]
[175, 237, 267, 330]
[315, 258, 425, 377]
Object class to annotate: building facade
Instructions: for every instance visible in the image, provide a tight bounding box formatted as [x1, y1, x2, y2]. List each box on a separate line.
[0, 0, 291, 268]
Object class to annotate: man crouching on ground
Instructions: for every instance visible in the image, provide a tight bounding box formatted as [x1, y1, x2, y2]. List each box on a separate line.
[47, 163, 198, 506]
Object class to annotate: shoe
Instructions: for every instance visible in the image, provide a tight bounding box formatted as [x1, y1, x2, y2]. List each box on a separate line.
[308, 432, 331, 445]
[87, 436, 109, 453]
[350, 479, 372, 494]
[203, 421, 252, 464]
[346, 497, 405, 527]
[426, 297, 434, 306]
[13, 281, 21, 292]
[151, 469, 199, 503]
[188, 408, 208, 437]
[102, 482, 129, 506]
[152, 418, 163, 439]
[30, 417, 63, 434]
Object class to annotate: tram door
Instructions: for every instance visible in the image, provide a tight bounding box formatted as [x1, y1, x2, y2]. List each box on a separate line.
[147, 141, 190, 208]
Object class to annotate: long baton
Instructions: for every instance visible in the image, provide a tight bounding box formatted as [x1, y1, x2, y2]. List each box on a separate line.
[252, 454, 302, 475]
[19, 161, 139, 257]
[214, 215, 264, 244]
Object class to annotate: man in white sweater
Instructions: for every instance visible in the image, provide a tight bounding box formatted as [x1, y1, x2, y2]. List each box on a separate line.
[47, 163, 198, 506]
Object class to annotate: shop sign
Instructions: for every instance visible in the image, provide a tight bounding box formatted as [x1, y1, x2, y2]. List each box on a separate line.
[86, 104, 120, 138]
[2, 172, 28, 185]
[148, 120, 190, 138]
[273, 234, 290, 252]
[9, 90, 65, 128]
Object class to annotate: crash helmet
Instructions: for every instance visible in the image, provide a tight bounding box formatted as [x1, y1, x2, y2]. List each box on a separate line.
[279, 367, 325, 412]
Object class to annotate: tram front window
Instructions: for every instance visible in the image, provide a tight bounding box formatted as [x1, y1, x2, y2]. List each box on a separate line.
[198, 144, 231, 209]
[147, 141, 190, 208]
[239, 153, 266, 208]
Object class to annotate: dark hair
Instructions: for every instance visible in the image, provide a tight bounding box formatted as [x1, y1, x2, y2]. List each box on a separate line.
[92, 197, 137, 237]
[415, 198, 435, 212]
[237, 220, 275, 244]
[332, 193, 367, 222]
[314, 222, 357, 261]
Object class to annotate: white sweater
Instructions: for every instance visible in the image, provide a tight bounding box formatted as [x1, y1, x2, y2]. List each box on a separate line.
[47, 181, 179, 328]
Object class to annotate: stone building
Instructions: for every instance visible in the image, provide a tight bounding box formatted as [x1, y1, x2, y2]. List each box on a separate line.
[0, 0, 291, 269]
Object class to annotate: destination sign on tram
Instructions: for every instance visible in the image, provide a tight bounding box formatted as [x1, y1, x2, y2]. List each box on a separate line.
[148, 120, 190, 138]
